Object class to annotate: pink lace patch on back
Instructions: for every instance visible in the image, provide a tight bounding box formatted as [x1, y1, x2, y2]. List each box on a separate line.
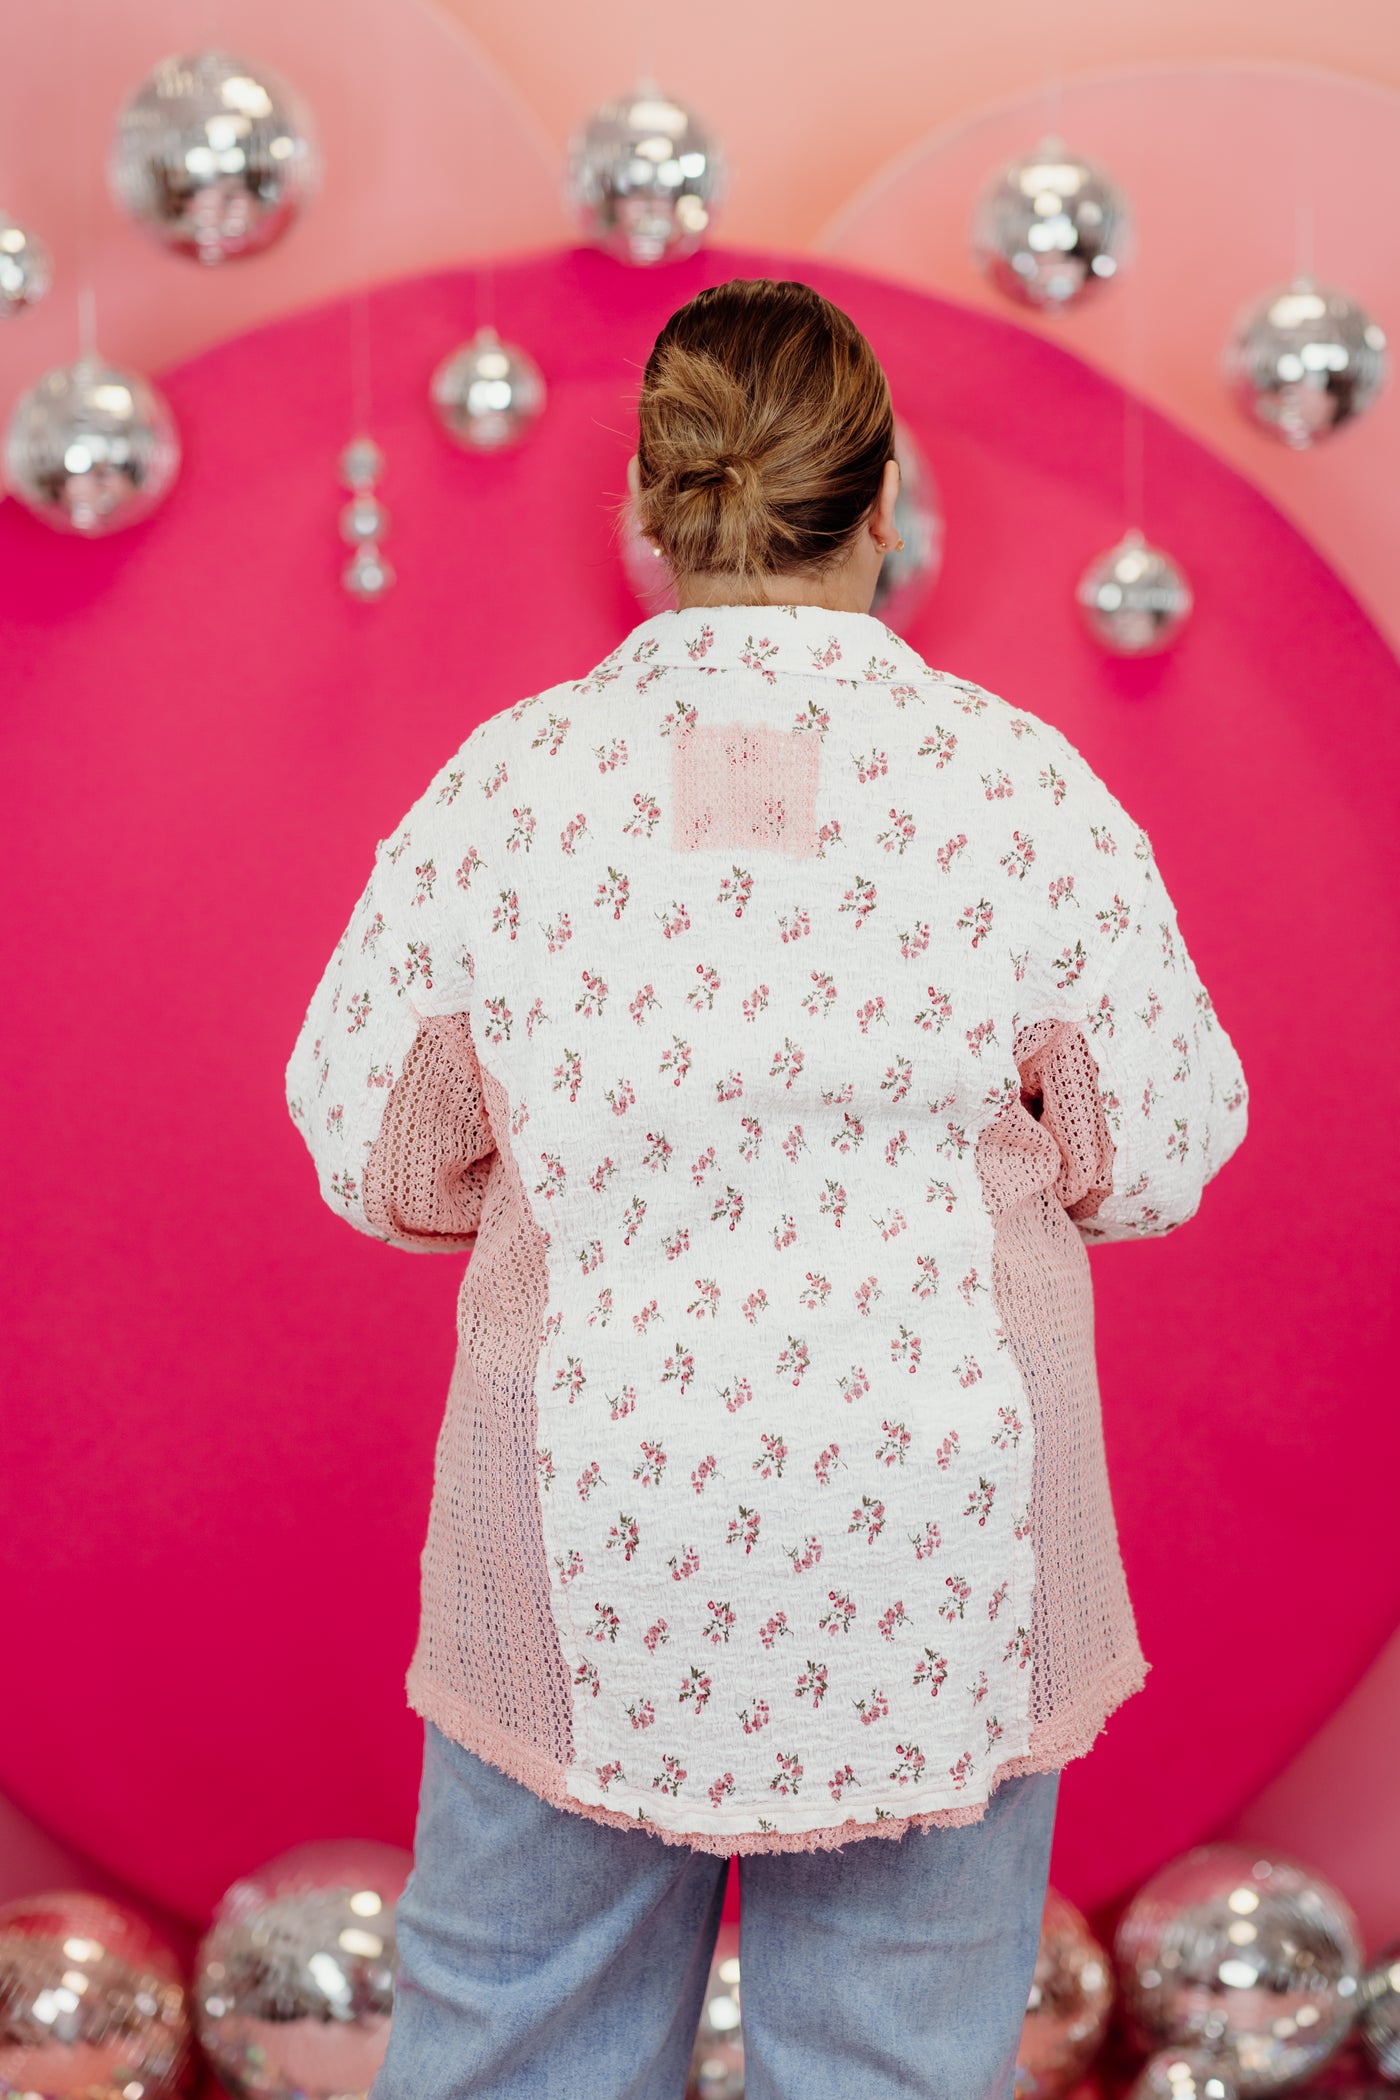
[672, 720, 821, 856]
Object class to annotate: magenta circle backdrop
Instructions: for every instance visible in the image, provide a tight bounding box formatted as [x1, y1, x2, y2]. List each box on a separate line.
[3, 242, 1398, 1926]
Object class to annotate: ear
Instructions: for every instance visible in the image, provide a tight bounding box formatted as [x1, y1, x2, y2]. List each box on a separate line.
[877, 455, 901, 539]
[627, 451, 640, 501]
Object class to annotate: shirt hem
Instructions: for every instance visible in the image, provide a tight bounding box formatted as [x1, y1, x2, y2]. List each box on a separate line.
[406, 1647, 1148, 1856]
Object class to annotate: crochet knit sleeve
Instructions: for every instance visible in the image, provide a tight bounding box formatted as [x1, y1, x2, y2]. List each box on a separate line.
[1057, 843, 1249, 1242]
[284, 738, 491, 1252]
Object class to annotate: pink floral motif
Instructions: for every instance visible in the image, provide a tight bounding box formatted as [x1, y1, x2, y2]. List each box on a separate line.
[769, 1750, 803, 1795]
[290, 598, 1243, 1850]
[853, 1688, 888, 1727]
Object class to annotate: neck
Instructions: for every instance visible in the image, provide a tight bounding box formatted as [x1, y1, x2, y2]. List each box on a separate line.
[674, 566, 878, 616]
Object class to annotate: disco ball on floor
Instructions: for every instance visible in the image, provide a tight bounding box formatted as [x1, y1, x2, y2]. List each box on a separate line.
[1114, 1842, 1363, 2093]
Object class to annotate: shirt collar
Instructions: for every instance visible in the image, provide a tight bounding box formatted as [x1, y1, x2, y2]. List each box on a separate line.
[606, 602, 938, 688]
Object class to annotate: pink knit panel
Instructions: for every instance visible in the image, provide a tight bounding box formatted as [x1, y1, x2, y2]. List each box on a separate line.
[363, 1013, 496, 1250]
[671, 720, 821, 856]
[372, 1043, 573, 1775]
[973, 1019, 1148, 1772]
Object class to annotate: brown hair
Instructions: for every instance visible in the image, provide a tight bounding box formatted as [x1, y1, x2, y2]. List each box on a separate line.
[625, 278, 895, 592]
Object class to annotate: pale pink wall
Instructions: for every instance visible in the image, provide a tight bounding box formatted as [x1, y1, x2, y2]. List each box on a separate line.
[0, 0, 564, 403]
[437, 0, 1400, 249]
[816, 64, 1400, 679]
[1214, 1624, 1400, 1959]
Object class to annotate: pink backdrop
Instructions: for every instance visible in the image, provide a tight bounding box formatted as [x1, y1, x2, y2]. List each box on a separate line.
[3, 241, 1398, 1936]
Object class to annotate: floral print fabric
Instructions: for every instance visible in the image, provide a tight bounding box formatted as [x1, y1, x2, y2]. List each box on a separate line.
[286, 601, 1248, 1846]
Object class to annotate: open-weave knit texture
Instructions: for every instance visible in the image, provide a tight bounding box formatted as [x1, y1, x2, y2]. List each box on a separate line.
[672, 719, 822, 856]
[363, 1013, 496, 1252]
[365, 1036, 576, 1776]
[287, 601, 1247, 1851]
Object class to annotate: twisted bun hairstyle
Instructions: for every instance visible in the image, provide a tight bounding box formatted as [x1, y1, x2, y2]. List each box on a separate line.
[626, 278, 895, 590]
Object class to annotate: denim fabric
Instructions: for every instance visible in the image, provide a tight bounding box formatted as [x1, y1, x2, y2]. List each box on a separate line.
[369, 1719, 1059, 2100]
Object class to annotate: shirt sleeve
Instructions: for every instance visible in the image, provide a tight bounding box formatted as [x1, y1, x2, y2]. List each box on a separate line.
[1013, 1017, 1118, 1224]
[1062, 841, 1249, 1242]
[284, 748, 490, 1253]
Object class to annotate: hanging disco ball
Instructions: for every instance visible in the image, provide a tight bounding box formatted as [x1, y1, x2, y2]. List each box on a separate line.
[1222, 276, 1389, 449]
[195, 1837, 410, 2100]
[620, 492, 674, 609]
[0, 213, 52, 317]
[1356, 1939, 1400, 2082]
[619, 416, 943, 628]
[685, 1926, 743, 2100]
[0, 1889, 191, 2098]
[339, 435, 394, 600]
[1127, 2046, 1241, 2100]
[430, 324, 546, 451]
[108, 48, 321, 264]
[3, 354, 180, 534]
[565, 78, 727, 265]
[1015, 1887, 1116, 2099]
[1075, 527, 1192, 655]
[1113, 1842, 1364, 2094]
[870, 416, 945, 633]
[971, 133, 1134, 312]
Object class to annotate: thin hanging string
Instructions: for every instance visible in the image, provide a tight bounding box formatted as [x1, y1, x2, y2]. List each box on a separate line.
[1042, 72, 1063, 146]
[1293, 73, 1315, 285]
[1123, 273, 1146, 533]
[1120, 67, 1146, 536]
[477, 254, 496, 336]
[1125, 0, 1141, 533]
[71, 0, 97, 360]
[350, 284, 373, 434]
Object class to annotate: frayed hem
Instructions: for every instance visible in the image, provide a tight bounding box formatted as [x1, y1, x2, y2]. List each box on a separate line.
[405, 1649, 1149, 1857]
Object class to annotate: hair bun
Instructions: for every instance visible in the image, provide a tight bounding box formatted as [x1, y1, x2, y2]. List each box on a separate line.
[678, 455, 747, 493]
[630, 278, 894, 583]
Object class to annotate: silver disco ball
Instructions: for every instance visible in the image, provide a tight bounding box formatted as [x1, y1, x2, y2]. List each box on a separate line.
[1356, 1939, 1400, 2082]
[1016, 1887, 1116, 2099]
[1222, 276, 1389, 449]
[971, 132, 1134, 311]
[430, 324, 546, 451]
[109, 48, 321, 264]
[565, 78, 727, 265]
[1113, 1842, 1364, 2094]
[620, 494, 674, 609]
[0, 1888, 191, 2098]
[3, 354, 180, 534]
[0, 214, 52, 317]
[1127, 2046, 1241, 2099]
[620, 415, 942, 628]
[686, 1927, 743, 2099]
[195, 1838, 410, 2100]
[1075, 527, 1192, 655]
[870, 417, 945, 633]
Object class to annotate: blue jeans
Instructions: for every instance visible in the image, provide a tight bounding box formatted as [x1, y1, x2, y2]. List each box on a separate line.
[370, 1718, 1059, 2100]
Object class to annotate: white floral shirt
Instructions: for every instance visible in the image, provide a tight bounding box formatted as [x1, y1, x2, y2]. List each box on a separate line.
[286, 602, 1248, 1850]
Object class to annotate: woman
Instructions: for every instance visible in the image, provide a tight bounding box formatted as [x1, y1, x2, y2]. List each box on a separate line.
[286, 278, 1248, 2099]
